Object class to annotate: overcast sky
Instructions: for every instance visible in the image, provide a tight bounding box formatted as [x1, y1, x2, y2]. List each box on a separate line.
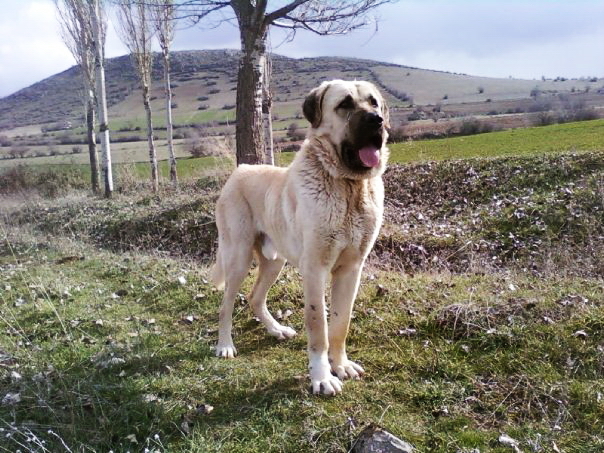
[1, 0, 603, 98]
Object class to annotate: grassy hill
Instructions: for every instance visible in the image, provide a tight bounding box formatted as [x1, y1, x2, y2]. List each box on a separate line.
[1, 49, 603, 132]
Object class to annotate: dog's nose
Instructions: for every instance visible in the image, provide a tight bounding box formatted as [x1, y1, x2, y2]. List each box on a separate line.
[365, 112, 383, 126]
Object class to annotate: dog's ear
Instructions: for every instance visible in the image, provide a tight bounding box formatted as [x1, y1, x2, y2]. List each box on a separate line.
[303, 84, 328, 128]
[381, 97, 391, 129]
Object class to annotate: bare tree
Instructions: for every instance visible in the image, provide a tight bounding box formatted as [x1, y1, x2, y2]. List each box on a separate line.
[150, 0, 178, 186]
[90, 0, 114, 197]
[262, 51, 273, 165]
[178, 0, 392, 166]
[117, 0, 159, 193]
[55, 0, 101, 194]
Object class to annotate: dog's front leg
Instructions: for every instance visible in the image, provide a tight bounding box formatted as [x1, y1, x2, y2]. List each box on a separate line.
[302, 264, 343, 396]
[329, 261, 365, 380]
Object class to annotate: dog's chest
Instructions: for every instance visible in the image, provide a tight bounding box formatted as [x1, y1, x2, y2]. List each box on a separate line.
[321, 180, 383, 254]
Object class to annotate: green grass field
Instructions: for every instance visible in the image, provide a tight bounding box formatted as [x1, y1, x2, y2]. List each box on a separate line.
[1, 120, 603, 452]
[388, 118, 604, 162]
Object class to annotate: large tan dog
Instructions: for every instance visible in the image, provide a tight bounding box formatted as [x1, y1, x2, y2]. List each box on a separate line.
[211, 80, 389, 395]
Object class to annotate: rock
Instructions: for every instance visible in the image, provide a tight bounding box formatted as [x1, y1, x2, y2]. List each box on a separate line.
[352, 424, 414, 453]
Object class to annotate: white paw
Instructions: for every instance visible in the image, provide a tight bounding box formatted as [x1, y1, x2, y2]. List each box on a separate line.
[215, 343, 237, 358]
[267, 324, 297, 340]
[311, 374, 343, 396]
[331, 360, 364, 380]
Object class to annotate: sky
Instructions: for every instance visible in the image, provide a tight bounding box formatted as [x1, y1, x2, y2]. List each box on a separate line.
[0, 0, 603, 98]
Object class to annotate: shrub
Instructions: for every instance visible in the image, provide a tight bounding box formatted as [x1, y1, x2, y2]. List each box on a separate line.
[9, 145, 29, 159]
[286, 122, 306, 141]
[0, 165, 87, 197]
[387, 125, 409, 143]
[208, 88, 220, 95]
[280, 143, 301, 152]
[534, 111, 557, 126]
[72, 146, 82, 154]
[186, 131, 234, 158]
[0, 135, 12, 147]
[197, 96, 209, 101]
[528, 100, 552, 113]
[458, 118, 494, 136]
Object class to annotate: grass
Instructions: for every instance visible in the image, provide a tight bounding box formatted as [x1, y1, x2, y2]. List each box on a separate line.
[389, 118, 604, 162]
[1, 236, 603, 452]
[1, 122, 604, 451]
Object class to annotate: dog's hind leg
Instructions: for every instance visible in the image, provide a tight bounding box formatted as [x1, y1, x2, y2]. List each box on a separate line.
[216, 243, 253, 358]
[249, 243, 296, 340]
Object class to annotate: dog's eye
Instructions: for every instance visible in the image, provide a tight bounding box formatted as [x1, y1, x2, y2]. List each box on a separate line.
[368, 96, 379, 108]
[337, 95, 354, 110]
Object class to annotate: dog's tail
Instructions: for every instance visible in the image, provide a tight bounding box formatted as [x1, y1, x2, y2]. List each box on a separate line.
[210, 246, 225, 290]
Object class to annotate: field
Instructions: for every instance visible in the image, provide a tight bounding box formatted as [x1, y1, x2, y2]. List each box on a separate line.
[1, 121, 604, 452]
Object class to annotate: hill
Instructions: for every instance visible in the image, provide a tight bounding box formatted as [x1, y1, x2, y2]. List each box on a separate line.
[1, 49, 603, 132]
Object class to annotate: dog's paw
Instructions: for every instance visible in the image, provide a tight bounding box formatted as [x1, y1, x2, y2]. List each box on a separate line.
[268, 325, 297, 340]
[331, 360, 364, 381]
[215, 343, 237, 358]
[311, 375, 343, 396]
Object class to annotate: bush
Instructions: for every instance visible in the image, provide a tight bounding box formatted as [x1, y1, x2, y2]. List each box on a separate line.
[286, 122, 306, 141]
[534, 112, 557, 126]
[279, 143, 301, 152]
[528, 100, 552, 113]
[0, 165, 87, 197]
[72, 146, 82, 154]
[387, 125, 409, 143]
[197, 96, 209, 101]
[0, 135, 12, 147]
[186, 131, 234, 158]
[458, 118, 494, 136]
[9, 145, 29, 159]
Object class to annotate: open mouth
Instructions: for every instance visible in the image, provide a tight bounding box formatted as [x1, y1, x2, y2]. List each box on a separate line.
[341, 133, 384, 171]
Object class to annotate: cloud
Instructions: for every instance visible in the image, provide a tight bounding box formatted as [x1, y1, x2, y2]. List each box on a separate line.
[0, 1, 75, 97]
[1, 0, 603, 98]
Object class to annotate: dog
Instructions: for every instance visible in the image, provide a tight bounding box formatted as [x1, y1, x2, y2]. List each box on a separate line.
[211, 79, 389, 395]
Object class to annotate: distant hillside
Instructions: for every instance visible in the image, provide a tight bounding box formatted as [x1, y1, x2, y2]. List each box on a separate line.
[1, 49, 602, 131]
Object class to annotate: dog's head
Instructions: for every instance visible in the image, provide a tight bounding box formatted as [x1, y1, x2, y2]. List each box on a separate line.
[303, 80, 389, 179]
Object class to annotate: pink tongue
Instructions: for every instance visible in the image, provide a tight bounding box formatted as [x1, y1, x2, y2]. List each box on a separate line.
[359, 146, 380, 167]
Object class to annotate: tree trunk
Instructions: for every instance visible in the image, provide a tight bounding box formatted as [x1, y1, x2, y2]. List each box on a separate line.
[91, 0, 113, 198]
[262, 55, 274, 165]
[163, 51, 177, 186]
[143, 84, 159, 193]
[235, 16, 267, 166]
[85, 89, 100, 194]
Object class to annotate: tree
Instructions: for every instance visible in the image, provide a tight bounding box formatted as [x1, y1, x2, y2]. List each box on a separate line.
[55, 0, 101, 194]
[262, 52, 274, 165]
[180, 0, 392, 166]
[117, 0, 159, 193]
[150, 0, 178, 186]
[90, 0, 114, 198]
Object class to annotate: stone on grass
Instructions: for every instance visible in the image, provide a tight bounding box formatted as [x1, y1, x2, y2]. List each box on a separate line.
[352, 424, 414, 453]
